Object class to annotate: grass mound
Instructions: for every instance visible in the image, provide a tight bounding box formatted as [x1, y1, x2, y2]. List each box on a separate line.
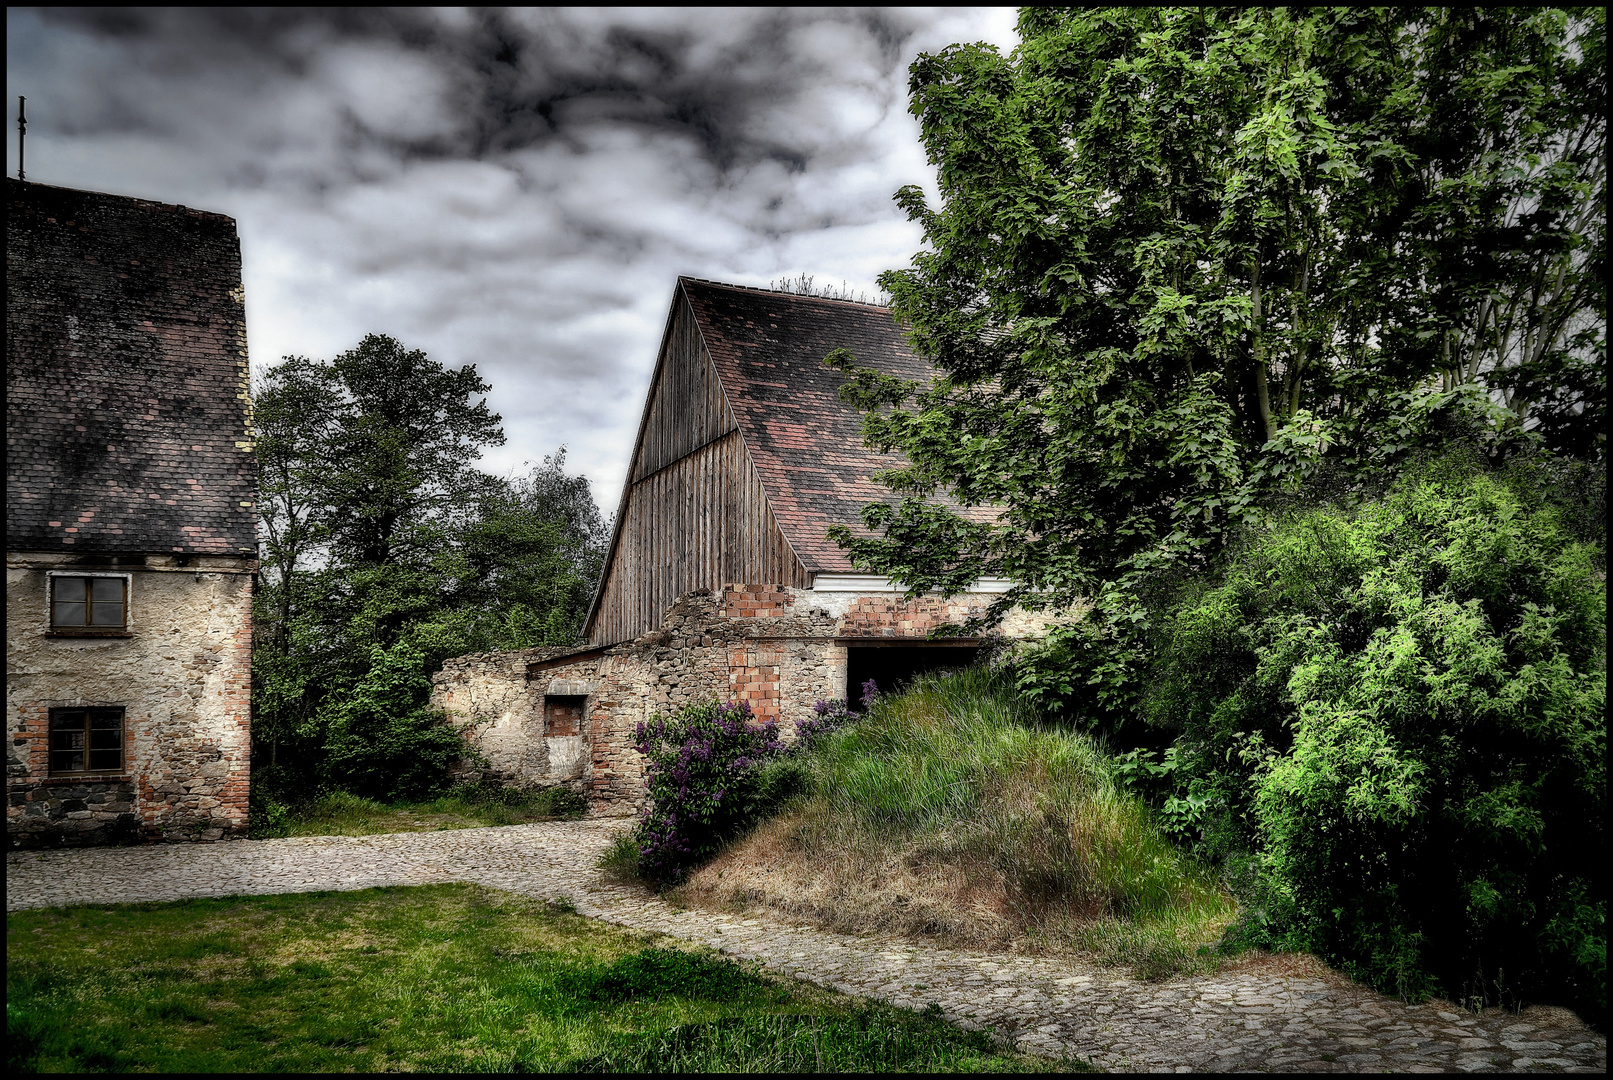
[678, 667, 1235, 978]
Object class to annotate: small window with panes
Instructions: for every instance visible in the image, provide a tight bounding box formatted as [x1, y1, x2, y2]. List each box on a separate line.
[49, 707, 126, 775]
[49, 575, 128, 633]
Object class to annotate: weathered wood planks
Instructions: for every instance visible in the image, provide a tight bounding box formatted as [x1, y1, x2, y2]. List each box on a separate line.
[589, 290, 809, 645]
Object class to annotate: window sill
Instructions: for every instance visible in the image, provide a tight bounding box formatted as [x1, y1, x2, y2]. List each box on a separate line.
[40, 775, 133, 784]
[46, 629, 134, 638]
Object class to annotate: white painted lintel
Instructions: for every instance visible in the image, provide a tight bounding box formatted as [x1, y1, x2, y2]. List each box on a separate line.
[808, 574, 1015, 594]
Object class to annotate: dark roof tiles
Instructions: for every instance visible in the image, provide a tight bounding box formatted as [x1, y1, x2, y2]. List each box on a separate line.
[6, 180, 257, 556]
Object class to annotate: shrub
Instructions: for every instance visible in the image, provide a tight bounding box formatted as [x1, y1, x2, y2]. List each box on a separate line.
[793, 697, 861, 750]
[248, 787, 294, 839]
[1148, 455, 1606, 1019]
[630, 701, 801, 884]
[313, 642, 468, 802]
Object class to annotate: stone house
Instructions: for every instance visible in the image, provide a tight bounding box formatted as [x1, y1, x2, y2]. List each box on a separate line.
[6, 179, 257, 848]
[434, 278, 1049, 813]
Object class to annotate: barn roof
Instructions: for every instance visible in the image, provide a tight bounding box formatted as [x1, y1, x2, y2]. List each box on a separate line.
[677, 277, 931, 574]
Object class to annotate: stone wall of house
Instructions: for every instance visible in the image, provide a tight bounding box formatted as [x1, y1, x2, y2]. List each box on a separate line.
[6, 553, 253, 848]
[432, 583, 1059, 815]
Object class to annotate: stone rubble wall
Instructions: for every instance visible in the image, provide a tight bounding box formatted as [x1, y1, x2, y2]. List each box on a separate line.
[7, 554, 253, 848]
[432, 583, 1061, 815]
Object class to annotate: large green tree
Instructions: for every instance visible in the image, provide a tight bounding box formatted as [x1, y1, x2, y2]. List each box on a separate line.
[831, 8, 1605, 695]
[251, 335, 607, 796]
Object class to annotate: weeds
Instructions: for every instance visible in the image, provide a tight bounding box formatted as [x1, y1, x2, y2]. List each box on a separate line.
[251, 784, 586, 839]
[679, 666, 1236, 979]
[538, 1009, 1073, 1073]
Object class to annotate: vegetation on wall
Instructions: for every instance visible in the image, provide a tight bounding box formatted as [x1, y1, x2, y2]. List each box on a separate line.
[250, 334, 608, 803]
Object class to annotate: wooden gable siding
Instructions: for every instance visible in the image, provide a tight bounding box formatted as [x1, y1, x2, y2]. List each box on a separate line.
[587, 291, 809, 646]
[631, 293, 735, 479]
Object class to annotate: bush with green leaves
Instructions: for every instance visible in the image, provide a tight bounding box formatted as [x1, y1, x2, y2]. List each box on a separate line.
[311, 641, 469, 802]
[1147, 456, 1605, 1019]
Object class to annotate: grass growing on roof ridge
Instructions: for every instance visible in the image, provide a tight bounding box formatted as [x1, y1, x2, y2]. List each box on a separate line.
[678, 666, 1237, 979]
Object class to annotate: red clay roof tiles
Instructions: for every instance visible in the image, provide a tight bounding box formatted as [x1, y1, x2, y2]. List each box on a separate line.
[678, 277, 937, 575]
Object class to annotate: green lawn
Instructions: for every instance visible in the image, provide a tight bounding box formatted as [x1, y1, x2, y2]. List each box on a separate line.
[252, 786, 587, 839]
[7, 883, 1087, 1073]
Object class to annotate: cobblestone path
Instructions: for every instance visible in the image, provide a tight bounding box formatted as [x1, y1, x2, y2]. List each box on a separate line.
[7, 822, 1605, 1073]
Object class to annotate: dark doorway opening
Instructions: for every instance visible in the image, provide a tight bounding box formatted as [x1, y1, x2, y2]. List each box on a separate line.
[846, 645, 979, 709]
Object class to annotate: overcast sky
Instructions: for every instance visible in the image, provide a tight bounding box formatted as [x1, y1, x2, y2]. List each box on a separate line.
[6, 7, 1019, 509]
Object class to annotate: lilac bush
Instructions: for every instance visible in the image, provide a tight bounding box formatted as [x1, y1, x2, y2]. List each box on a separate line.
[629, 693, 871, 884]
[631, 700, 789, 883]
[793, 695, 863, 750]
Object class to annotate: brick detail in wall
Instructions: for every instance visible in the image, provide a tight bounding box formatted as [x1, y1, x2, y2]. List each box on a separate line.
[842, 594, 988, 637]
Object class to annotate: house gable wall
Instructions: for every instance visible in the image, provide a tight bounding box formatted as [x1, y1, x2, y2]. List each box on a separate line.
[6, 180, 256, 849]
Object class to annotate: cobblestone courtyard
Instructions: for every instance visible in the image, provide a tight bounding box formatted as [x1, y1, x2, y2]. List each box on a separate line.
[7, 821, 1604, 1073]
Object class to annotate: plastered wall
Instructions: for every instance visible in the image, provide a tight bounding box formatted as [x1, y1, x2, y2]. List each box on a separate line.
[6, 553, 253, 847]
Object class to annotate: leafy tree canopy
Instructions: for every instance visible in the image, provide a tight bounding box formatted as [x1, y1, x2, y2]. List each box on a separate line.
[250, 335, 607, 800]
[831, 8, 1605, 641]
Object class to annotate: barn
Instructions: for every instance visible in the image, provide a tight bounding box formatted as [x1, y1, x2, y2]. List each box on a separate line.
[432, 278, 1049, 812]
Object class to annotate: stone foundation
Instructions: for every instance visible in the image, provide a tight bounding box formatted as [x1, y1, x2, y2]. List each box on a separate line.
[8, 778, 142, 847]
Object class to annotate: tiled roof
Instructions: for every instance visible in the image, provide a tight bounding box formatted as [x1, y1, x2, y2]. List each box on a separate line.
[680, 277, 966, 575]
[5, 180, 257, 556]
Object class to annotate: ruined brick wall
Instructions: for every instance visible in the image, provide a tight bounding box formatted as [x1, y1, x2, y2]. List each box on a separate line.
[7, 554, 253, 847]
[432, 646, 575, 789]
[432, 583, 1062, 815]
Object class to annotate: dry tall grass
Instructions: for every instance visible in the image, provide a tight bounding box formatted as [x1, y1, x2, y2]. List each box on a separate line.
[677, 668, 1237, 978]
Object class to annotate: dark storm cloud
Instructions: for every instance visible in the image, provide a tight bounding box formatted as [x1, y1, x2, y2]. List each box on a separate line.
[7, 6, 1017, 502]
[34, 7, 914, 181]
